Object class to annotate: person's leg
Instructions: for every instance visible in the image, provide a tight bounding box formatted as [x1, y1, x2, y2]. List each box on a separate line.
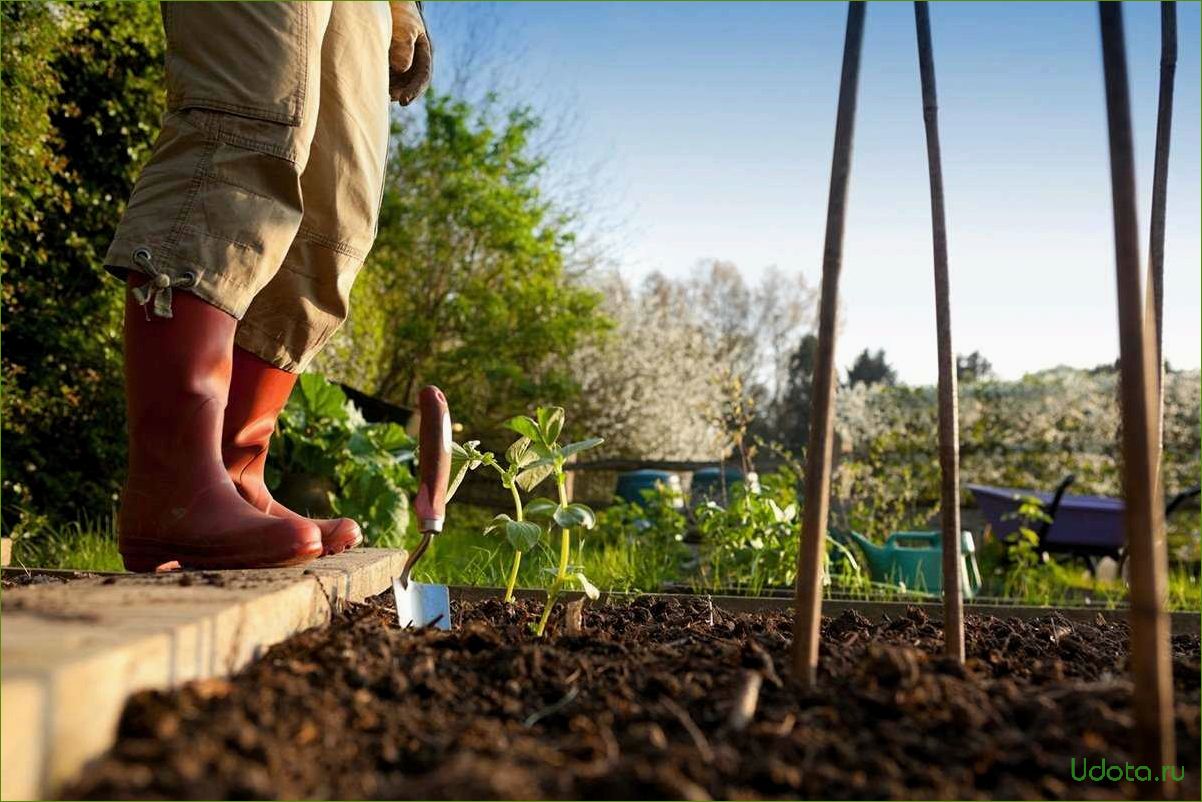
[224, 1, 392, 553]
[111, 2, 337, 571]
[107, 1, 335, 317]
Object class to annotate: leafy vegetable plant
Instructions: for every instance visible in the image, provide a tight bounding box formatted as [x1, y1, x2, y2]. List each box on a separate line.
[272, 373, 416, 546]
[694, 467, 800, 594]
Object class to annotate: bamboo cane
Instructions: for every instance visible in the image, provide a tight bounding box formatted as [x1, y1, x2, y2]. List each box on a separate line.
[913, 1, 964, 663]
[1146, 0, 1176, 462]
[792, 0, 866, 690]
[1097, 4, 1175, 795]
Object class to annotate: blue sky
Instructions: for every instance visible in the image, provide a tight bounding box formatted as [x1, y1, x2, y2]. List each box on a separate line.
[425, 2, 1201, 383]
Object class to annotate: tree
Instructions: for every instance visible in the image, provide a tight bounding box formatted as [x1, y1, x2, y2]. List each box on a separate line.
[568, 274, 728, 461]
[677, 259, 815, 414]
[314, 93, 607, 430]
[956, 351, 994, 383]
[771, 333, 820, 450]
[567, 263, 816, 464]
[2, 1, 166, 527]
[847, 349, 897, 388]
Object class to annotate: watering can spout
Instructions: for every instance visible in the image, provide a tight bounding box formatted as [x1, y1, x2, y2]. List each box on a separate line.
[841, 530, 893, 575]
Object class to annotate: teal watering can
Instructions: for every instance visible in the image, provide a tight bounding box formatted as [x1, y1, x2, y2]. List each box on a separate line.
[834, 529, 982, 598]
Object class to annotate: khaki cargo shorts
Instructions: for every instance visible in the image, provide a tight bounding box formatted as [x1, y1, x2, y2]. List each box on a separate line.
[106, 1, 392, 372]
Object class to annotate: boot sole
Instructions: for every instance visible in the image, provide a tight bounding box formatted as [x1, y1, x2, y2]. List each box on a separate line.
[121, 540, 322, 573]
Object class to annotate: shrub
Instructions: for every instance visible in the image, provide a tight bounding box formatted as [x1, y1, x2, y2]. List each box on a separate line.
[272, 374, 417, 547]
[2, 1, 165, 528]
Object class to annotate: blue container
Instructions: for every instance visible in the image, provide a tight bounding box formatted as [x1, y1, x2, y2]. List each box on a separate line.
[615, 469, 675, 505]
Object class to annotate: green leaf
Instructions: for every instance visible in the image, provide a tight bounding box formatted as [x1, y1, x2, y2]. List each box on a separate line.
[524, 498, 558, 518]
[505, 520, 542, 552]
[573, 572, 600, 600]
[530, 442, 556, 461]
[295, 373, 347, 422]
[347, 430, 375, 457]
[558, 437, 604, 460]
[536, 406, 565, 445]
[553, 502, 596, 530]
[515, 462, 555, 492]
[483, 513, 513, 536]
[448, 440, 488, 501]
[504, 415, 542, 444]
[370, 422, 414, 454]
[506, 436, 535, 469]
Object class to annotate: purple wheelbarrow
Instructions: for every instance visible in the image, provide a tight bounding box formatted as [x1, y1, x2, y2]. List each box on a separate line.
[968, 475, 1200, 562]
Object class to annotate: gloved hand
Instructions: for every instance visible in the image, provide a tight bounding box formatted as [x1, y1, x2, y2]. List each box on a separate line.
[389, 1, 432, 106]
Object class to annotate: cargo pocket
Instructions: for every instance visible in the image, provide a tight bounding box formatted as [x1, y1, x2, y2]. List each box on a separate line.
[162, 1, 310, 126]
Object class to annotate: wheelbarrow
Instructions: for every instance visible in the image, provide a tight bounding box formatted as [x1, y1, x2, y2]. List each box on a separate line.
[831, 529, 982, 598]
[968, 475, 1201, 567]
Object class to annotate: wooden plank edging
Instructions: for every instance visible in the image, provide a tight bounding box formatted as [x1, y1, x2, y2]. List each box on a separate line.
[0, 548, 405, 800]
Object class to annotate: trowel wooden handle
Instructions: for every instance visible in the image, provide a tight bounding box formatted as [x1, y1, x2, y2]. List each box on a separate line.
[415, 386, 451, 533]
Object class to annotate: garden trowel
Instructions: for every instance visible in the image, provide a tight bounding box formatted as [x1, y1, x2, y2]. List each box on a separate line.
[392, 386, 452, 630]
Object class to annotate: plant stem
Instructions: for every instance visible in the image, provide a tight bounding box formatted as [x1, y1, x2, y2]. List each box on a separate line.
[504, 551, 522, 602]
[555, 474, 571, 581]
[504, 483, 525, 603]
[534, 471, 571, 637]
[533, 580, 557, 636]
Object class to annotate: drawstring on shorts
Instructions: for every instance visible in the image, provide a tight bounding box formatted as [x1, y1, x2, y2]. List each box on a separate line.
[131, 247, 197, 319]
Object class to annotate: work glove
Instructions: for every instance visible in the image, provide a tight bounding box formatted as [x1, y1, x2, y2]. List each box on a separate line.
[389, 1, 432, 106]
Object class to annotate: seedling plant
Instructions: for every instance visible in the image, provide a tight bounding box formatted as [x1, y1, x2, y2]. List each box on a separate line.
[449, 406, 603, 635]
[447, 436, 542, 603]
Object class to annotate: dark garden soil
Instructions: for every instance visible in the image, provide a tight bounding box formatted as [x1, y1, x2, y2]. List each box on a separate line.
[66, 594, 1200, 800]
[0, 569, 96, 590]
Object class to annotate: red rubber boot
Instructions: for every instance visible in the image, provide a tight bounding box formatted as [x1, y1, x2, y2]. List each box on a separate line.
[223, 347, 363, 555]
[118, 281, 323, 572]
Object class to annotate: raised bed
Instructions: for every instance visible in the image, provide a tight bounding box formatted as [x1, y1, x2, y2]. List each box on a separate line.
[65, 589, 1200, 800]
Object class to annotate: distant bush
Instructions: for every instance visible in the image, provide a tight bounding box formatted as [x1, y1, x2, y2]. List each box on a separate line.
[835, 367, 1200, 498]
[832, 367, 1201, 550]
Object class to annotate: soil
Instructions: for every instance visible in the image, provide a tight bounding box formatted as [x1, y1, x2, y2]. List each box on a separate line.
[66, 595, 1199, 800]
[0, 569, 96, 590]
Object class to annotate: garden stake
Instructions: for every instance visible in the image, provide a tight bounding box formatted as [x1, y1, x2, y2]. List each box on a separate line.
[564, 598, 585, 635]
[1098, 4, 1175, 795]
[913, 1, 964, 663]
[728, 670, 763, 732]
[1147, 0, 1176, 462]
[393, 386, 453, 630]
[791, 0, 866, 690]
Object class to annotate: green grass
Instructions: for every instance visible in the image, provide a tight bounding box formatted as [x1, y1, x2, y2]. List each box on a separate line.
[7, 512, 125, 572]
[1025, 562, 1200, 612]
[7, 504, 1199, 615]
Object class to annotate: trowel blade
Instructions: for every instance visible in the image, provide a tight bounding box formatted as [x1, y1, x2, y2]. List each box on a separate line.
[392, 579, 451, 630]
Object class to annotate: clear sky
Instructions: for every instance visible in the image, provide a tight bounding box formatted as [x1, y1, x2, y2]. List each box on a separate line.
[425, 2, 1201, 383]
